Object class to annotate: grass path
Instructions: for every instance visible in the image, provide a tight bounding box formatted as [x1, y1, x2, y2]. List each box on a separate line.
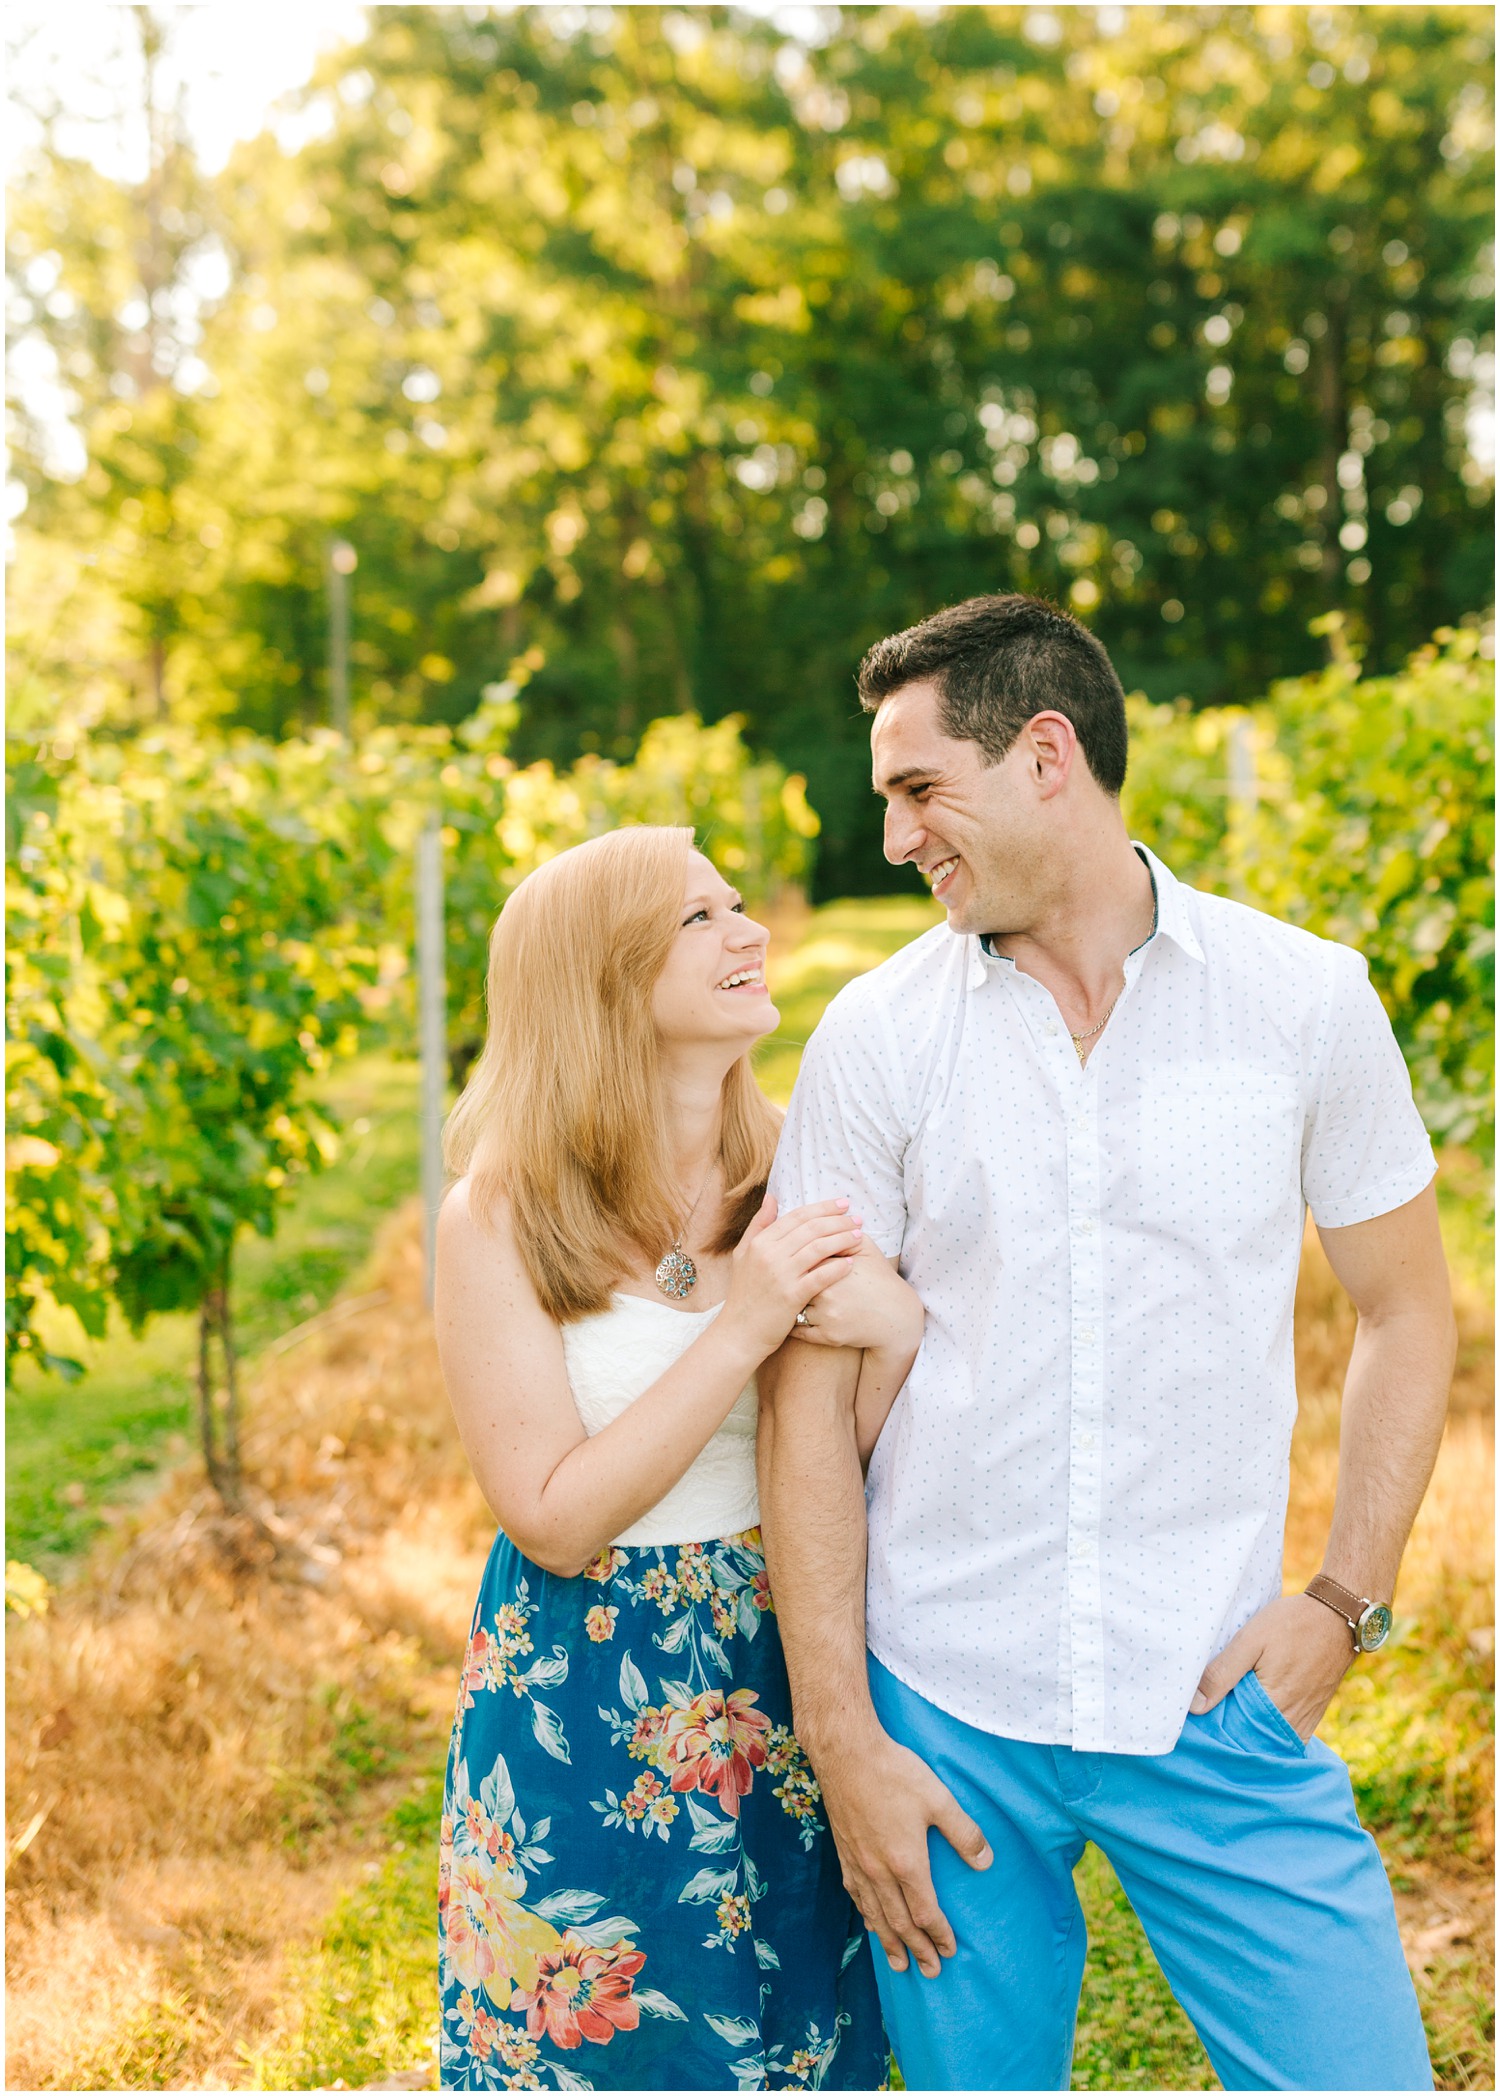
[6, 898, 1493, 2090]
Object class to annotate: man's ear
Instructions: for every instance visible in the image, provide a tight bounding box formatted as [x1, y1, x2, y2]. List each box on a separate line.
[1023, 710, 1078, 798]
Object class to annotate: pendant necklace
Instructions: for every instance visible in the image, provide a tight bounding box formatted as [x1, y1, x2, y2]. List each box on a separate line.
[654, 1162, 717, 1299]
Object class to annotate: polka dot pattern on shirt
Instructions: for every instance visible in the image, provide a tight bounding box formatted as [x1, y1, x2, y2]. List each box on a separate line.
[768, 848, 1436, 1755]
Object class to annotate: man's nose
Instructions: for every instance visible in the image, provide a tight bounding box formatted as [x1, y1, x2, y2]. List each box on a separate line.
[883, 803, 923, 865]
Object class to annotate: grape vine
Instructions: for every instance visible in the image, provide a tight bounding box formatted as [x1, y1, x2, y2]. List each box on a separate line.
[6, 704, 817, 1509]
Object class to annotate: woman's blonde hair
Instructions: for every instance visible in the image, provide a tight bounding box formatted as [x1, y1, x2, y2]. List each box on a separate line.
[444, 825, 781, 1321]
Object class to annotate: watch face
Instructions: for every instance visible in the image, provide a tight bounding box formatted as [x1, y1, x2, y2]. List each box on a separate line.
[1358, 1603, 1393, 1653]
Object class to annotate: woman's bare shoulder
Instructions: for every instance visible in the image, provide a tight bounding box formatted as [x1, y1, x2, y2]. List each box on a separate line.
[439, 1175, 521, 1269]
[436, 1177, 562, 1350]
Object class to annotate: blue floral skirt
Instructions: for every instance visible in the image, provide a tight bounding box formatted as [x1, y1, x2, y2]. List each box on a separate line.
[439, 1527, 887, 2091]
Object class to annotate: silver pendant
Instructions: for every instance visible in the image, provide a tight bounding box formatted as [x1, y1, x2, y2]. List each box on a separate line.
[655, 1244, 698, 1299]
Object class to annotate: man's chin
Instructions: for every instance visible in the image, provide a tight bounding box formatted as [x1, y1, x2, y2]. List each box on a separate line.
[941, 896, 983, 936]
[933, 868, 999, 937]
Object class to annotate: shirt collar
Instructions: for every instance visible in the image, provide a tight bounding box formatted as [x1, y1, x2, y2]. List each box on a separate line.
[1131, 844, 1206, 965]
[969, 842, 1205, 987]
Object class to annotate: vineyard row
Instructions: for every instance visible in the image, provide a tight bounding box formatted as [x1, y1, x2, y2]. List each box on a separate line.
[6, 624, 1491, 1487]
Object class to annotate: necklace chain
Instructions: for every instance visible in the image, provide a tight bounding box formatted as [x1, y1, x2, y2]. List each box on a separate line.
[1069, 993, 1121, 1059]
[1065, 886, 1159, 1064]
[671, 1161, 716, 1252]
[655, 1159, 717, 1300]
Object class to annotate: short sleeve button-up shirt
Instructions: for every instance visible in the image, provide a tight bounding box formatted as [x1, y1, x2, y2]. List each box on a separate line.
[768, 848, 1436, 1755]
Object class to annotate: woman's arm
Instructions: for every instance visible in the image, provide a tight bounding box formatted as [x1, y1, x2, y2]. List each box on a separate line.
[435, 1181, 862, 1576]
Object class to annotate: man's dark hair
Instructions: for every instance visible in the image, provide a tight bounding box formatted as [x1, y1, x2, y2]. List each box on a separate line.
[856, 593, 1129, 794]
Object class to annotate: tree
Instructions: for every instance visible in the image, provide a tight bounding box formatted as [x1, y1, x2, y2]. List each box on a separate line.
[6, 7, 232, 726]
[8, 5, 1493, 890]
[6, 732, 377, 1508]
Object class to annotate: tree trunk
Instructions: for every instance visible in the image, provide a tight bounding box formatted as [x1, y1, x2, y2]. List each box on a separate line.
[611, 615, 639, 741]
[216, 1274, 243, 1488]
[1317, 293, 1349, 595]
[679, 450, 719, 718]
[196, 1295, 224, 1497]
[196, 1252, 245, 1513]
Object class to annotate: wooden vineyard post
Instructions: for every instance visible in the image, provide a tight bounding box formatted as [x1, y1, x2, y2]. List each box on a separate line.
[417, 812, 447, 1308]
[743, 765, 764, 906]
[328, 539, 356, 738]
[1226, 713, 1258, 902]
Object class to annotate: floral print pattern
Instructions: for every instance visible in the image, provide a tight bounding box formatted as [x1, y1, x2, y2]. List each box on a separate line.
[441, 1528, 885, 2091]
[515, 1936, 648, 2050]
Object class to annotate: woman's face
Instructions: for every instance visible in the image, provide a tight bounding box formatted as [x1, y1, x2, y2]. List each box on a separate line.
[650, 851, 778, 1054]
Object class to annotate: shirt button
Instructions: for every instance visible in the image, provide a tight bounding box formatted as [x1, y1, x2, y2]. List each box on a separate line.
[1079, 1431, 1096, 1449]
[1075, 1216, 1095, 1235]
[1079, 1327, 1097, 1344]
[1044, 1021, 1060, 1038]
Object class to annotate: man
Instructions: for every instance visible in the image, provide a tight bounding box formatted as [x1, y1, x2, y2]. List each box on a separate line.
[759, 594, 1454, 2092]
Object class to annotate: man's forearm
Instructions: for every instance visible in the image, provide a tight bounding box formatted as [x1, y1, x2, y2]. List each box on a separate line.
[1195, 1288, 1455, 1732]
[1323, 1304, 1455, 1598]
[758, 1340, 875, 1753]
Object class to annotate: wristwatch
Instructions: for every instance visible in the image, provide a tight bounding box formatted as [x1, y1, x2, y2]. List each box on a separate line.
[1305, 1573, 1393, 1654]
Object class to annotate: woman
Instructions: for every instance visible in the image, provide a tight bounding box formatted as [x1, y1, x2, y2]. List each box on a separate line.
[434, 825, 921, 2092]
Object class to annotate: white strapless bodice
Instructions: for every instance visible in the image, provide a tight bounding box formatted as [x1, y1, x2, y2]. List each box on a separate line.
[561, 1293, 760, 1546]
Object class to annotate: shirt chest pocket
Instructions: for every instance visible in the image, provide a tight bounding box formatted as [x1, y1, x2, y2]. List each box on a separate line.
[1124, 1067, 1303, 1241]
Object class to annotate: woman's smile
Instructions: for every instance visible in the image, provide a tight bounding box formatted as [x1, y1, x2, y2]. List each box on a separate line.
[716, 963, 768, 995]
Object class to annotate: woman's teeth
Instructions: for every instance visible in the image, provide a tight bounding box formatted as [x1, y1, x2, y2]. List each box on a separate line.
[717, 968, 763, 990]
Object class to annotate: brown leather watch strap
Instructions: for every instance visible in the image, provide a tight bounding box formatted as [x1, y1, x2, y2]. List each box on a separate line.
[1305, 1573, 1372, 1633]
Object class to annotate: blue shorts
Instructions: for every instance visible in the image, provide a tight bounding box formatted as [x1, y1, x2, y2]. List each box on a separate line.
[869, 1656, 1432, 2092]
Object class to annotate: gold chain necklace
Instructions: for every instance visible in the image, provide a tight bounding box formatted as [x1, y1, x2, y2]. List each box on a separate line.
[654, 1163, 717, 1299]
[1069, 992, 1121, 1063]
[1067, 889, 1158, 1064]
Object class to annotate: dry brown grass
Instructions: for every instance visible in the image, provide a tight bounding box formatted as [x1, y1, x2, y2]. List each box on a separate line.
[1286, 1219, 1494, 1593]
[5, 1205, 492, 2093]
[6, 1207, 1493, 2091]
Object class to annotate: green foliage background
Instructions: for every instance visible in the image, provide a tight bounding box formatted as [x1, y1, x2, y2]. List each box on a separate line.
[8, 624, 1491, 1391]
[1123, 622, 1494, 1157]
[7, 4, 1494, 892]
[4, 710, 817, 1374]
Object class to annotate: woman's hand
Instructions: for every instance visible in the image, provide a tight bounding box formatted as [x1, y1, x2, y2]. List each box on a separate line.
[719, 1194, 863, 1361]
[792, 1239, 923, 1354]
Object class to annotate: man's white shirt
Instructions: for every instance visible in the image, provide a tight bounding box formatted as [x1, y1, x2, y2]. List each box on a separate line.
[769, 847, 1436, 1755]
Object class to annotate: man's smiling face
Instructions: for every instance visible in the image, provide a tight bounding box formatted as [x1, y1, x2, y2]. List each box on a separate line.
[871, 678, 1049, 938]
